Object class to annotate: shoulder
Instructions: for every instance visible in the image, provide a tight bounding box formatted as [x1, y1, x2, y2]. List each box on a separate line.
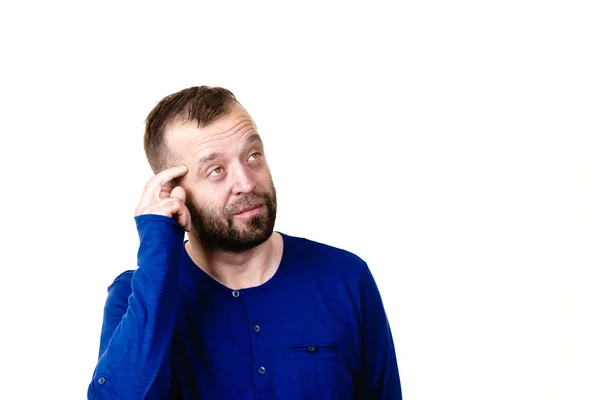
[280, 232, 369, 278]
[107, 269, 135, 291]
[104, 269, 136, 307]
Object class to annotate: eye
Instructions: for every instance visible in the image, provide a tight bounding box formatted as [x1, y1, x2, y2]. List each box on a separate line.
[248, 152, 261, 161]
[210, 166, 224, 176]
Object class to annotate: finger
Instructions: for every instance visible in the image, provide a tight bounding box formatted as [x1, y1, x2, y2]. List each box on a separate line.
[158, 187, 172, 200]
[170, 186, 186, 203]
[143, 165, 188, 200]
[136, 191, 183, 217]
[175, 204, 192, 231]
[160, 198, 192, 231]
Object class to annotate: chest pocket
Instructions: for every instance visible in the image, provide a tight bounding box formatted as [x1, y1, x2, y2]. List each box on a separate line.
[276, 340, 341, 398]
[283, 341, 338, 356]
[283, 342, 339, 355]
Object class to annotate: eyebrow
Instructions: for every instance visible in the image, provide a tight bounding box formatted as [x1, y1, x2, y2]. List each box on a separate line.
[196, 133, 263, 172]
[246, 133, 263, 146]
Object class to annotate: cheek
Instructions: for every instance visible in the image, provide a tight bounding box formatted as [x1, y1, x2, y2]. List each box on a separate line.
[256, 168, 274, 186]
[184, 184, 224, 211]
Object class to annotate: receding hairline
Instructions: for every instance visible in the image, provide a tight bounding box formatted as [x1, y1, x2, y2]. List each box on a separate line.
[164, 102, 254, 137]
[144, 86, 241, 172]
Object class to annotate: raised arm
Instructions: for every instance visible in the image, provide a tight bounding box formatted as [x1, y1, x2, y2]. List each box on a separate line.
[88, 166, 191, 399]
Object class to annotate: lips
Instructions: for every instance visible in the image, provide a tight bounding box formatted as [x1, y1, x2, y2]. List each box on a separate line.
[235, 204, 262, 214]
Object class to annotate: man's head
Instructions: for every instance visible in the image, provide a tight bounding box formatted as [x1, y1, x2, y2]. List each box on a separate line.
[144, 86, 277, 253]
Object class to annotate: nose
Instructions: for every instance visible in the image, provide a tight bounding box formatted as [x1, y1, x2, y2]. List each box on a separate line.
[230, 163, 257, 195]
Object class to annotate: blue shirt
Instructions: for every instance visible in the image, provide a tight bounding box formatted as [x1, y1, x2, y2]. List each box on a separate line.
[88, 215, 402, 399]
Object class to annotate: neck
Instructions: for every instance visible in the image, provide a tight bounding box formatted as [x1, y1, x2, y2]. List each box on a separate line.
[185, 232, 283, 290]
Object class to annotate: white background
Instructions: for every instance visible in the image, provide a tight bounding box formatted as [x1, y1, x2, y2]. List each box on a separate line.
[1, 1, 598, 399]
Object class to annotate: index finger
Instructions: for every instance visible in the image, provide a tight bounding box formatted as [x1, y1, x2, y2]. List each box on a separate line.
[144, 165, 188, 196]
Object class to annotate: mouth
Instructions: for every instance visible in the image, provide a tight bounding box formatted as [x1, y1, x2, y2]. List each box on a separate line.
[234, 204, 263, 217]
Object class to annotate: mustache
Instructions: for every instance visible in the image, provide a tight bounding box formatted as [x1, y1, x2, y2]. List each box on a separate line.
[225, 193, 271, 215]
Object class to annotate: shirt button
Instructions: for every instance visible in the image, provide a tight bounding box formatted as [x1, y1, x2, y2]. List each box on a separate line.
[307, 345, 316, 353]
[257, 366, 266, 375]
[232, 290, 240, 298]
[253, 325, 261, 333]
[98, 376, 106, 385]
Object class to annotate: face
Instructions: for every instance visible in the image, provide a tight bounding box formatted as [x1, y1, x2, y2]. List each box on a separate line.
[165, 103, 277, 253]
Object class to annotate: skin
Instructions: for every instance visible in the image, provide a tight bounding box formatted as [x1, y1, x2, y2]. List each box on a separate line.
[134, 103, 283, 290]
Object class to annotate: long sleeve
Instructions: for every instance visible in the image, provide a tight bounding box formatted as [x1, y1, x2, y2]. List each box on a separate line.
[355, 266, 403, 399]
[88, 215, 185, 399]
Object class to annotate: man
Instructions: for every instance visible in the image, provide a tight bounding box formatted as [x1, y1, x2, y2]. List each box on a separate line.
[88, 86, 402, 399]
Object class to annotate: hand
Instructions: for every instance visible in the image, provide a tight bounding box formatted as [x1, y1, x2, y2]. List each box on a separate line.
[134, 165, 192, 231]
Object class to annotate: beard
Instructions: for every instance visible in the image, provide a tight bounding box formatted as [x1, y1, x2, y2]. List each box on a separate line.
[187, 183, 277, 253]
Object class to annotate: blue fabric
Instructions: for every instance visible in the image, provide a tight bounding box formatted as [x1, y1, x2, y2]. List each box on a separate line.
[88, 215, 402, 399]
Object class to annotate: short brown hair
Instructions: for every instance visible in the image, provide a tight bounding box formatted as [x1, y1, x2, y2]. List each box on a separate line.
[144, 86, 238, 173]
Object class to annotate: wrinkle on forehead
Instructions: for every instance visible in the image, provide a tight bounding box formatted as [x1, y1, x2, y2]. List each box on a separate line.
[189, 118, 257, 148]
[166, 110, 258, 155]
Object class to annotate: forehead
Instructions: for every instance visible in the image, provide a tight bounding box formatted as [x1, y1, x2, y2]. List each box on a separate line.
[165, 104, 259, 153]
